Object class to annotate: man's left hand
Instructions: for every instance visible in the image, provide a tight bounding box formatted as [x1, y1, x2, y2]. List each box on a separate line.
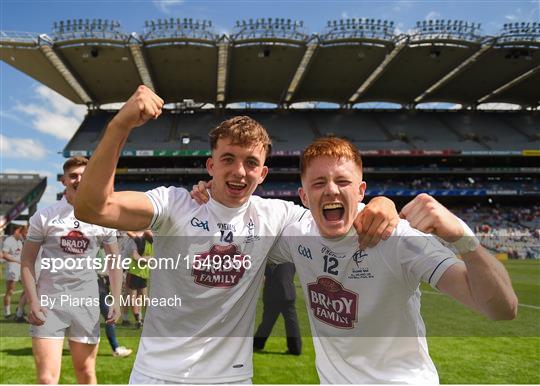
[400, 193, 464, 242]
[354, 197, 399, 249]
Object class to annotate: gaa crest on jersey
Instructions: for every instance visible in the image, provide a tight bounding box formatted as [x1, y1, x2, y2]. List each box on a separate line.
[60, 230, 90, 254]
[308, 276, 358, 329]
[192, 244, 247, 288]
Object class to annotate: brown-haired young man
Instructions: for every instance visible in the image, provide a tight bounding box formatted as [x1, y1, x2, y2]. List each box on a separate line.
[21, 157, 123, 384]
[74, 86, 399, 384]
[267, 137, 517, 383]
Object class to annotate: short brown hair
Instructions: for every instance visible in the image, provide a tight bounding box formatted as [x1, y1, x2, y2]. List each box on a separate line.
[63, 156, 88, 173]
[209, 116, 272, 158]
[300, 137, 362, 177]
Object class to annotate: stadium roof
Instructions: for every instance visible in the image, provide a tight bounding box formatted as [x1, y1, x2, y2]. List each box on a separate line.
[0, 174, 47, 230]
[1, 18, 539, 107]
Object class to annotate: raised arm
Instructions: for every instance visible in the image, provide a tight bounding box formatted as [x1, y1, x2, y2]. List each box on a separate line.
[400, 193, 518, 321]
[74, 86, 164, 231]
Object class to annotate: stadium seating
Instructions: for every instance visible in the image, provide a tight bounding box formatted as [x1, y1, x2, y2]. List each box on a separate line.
[455, 205, 540, 259]
[65, 110, 539, 154]
[0, 174, 47, 230]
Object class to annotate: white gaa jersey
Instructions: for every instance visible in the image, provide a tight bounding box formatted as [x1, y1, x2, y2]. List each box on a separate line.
[2, 235, 23, 275]
[27, 197, 117, 296]
[133, 186, 305, 383]
[269, 211, 463, 384]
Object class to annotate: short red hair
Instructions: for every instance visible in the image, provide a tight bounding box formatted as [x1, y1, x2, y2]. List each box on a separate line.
[300, 137, 362, 177]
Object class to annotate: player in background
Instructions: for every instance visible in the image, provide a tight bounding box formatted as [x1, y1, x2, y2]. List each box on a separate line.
[96, 247, 132, 357]
[2, 224, 28, 321]
[265, 137, 518, 383]
[124, 230, 153, 328]
[74, 85, 399, 384]
[21, 157, 123, 384]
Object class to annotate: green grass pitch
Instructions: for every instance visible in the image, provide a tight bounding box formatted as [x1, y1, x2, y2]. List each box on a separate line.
[0, 260, 538, 384]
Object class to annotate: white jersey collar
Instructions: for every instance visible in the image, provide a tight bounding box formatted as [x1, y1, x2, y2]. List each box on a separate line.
[207, 196, 250, 217]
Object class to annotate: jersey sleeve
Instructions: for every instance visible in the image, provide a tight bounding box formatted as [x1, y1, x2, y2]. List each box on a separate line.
[277, 200, 309, 233]
[145, 186, 192, 232]
[100, 227, 117, 245]
[381, 220, 463, 291]
[27, 210, 47, 243]
[267, 231, 294, 264]
[2, 237, 13, 253]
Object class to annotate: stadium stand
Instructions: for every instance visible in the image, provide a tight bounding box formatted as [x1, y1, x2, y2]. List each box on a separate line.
[64, 110, 539, 155]
[0, 174, 47, 230]
[455, 205, 540, 259]
[1, 17, 538, 258]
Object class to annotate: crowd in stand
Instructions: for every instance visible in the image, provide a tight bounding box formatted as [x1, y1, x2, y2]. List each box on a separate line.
[454, 205, 540, 259]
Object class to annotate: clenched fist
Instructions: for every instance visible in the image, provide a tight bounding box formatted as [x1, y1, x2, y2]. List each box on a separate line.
[400, 193, 464, 242]
[110, 85, 165, 133]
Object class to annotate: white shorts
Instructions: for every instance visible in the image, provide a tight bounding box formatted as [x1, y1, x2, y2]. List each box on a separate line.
[6, 263, 20, 282]
[29, 301, 100, 344]
[129, 368, 252, 384]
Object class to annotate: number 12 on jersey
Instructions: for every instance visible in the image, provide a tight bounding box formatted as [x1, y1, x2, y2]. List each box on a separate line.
[323, 255, 339, 275]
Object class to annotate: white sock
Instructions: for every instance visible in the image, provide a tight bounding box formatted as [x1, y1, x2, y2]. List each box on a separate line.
[4, 306, 10, 316]
[16, 306, 24, 318]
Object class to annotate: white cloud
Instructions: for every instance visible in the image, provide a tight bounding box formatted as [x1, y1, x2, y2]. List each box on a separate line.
[416, 102, 462, 110]
[14, 85, 86, 140]
[395, 22, 406, 35]
[341, 12, 349, 19]
[477, 103, 522, 110]
[504, 6, 538, 23]
[226, 102, 246, 109]
[153, 0, 184, 14]
[100, 102, 125, 110]
[0, 134, 48, 160]
[392, 0, 413, 13]
[290, 102, 317, 109]
[37, 184, 59, 208]
[425, 11, 441, 21]
[0, 110, 27, 126]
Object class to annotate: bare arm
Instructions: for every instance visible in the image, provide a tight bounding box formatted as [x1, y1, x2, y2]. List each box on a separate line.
[401, 193, 518, 320]
[74, 86, 164, 231]
[104, 243, 122, 324]
[2, 251, 20, 264]
[436, 248, 517, 320]
[21, 240, 46, 325]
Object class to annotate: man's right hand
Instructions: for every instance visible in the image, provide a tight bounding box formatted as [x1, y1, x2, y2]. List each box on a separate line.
[109, 85, 164, 133]
[190, 180, 212, 205]
[28, 304, 47, 326]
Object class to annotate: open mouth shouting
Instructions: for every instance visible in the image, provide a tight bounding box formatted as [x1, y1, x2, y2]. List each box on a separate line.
[322, 202, 345, 222]
[226, 181, 247, 194]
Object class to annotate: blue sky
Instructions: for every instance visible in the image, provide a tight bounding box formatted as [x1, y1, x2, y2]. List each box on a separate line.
[1, 0, 539, 207]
